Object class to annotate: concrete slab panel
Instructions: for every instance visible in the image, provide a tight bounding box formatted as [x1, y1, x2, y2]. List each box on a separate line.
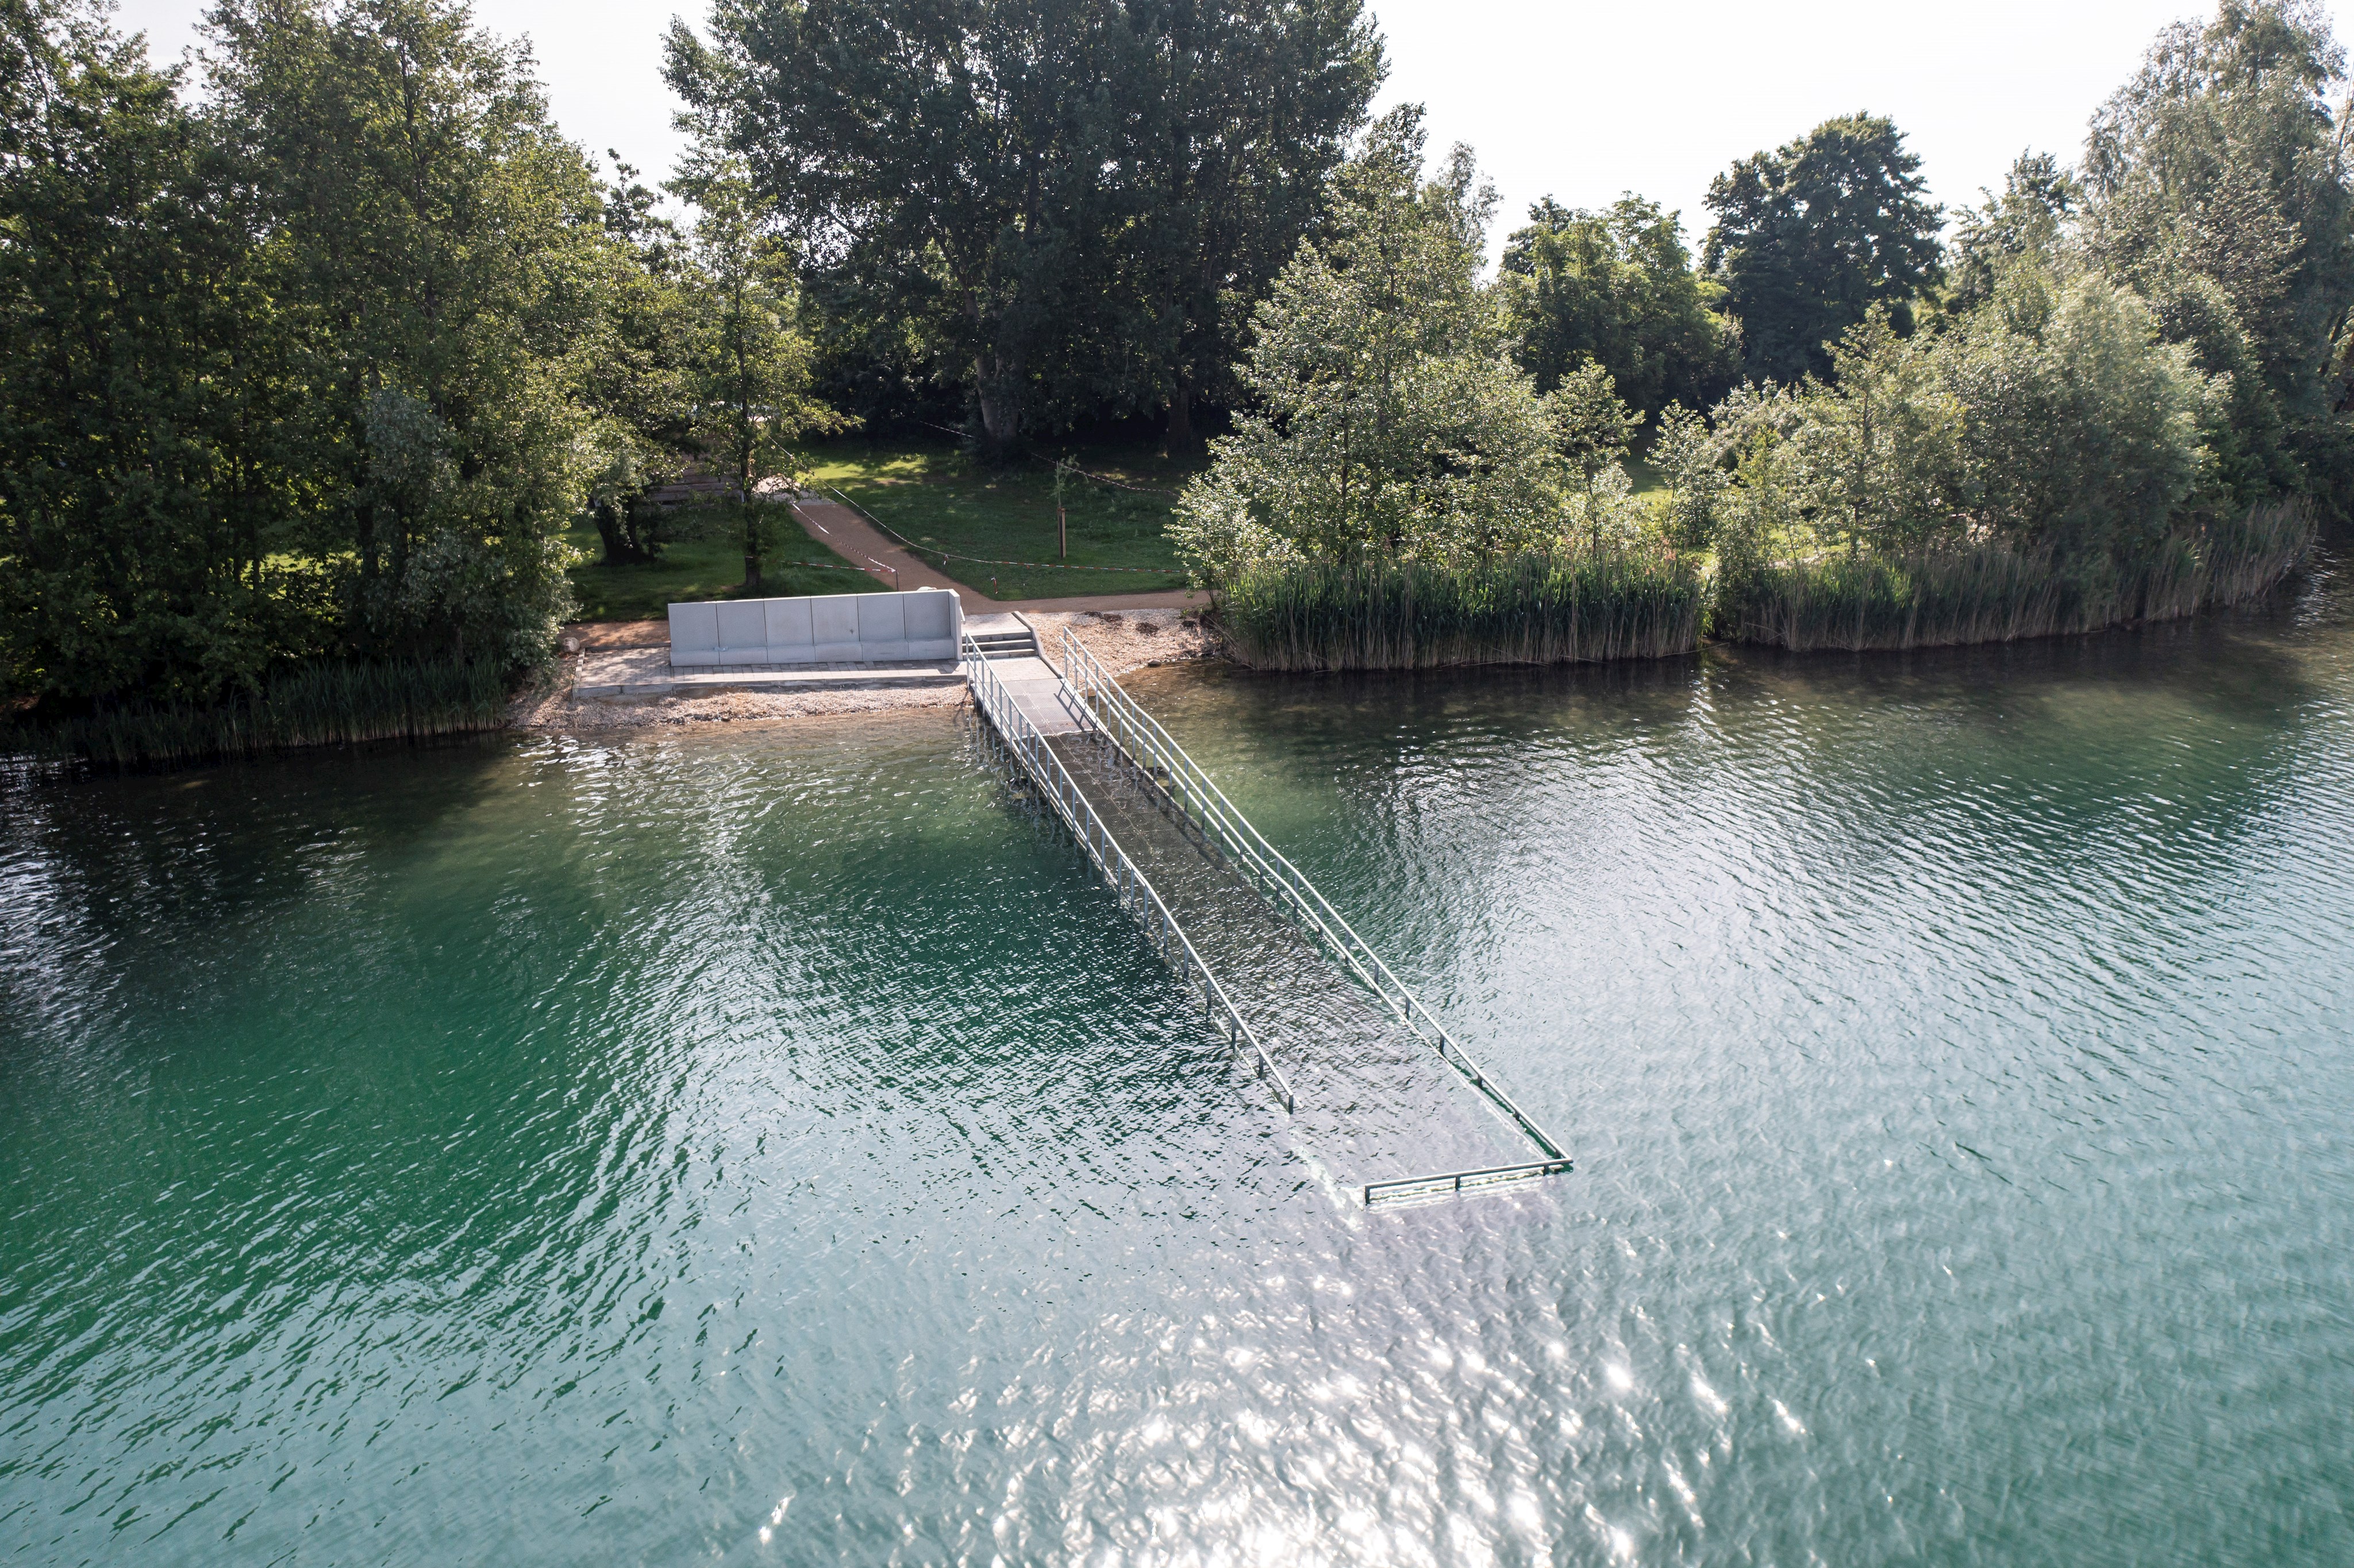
[668, 602, 719, 664]
[764, 597, 813, 648]
[903, 591, 952, 639]
[856, 595, 906, 642]
[716, 600, 767, 650]
[810, 595, 859, 645]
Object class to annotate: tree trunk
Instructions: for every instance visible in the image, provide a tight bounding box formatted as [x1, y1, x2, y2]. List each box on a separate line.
[594, 502, 629, 565]
[974, 355, 1021, 459]
[1163, 378, 1200, 459]
[741, 450, 761, 589]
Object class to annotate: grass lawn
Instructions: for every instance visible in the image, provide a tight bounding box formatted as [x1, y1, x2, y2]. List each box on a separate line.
[564, 506, 882, 622]
[806, 441, 1195, 600]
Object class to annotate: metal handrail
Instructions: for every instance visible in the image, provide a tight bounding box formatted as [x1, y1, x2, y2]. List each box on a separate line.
[1057, 629, 1572, 1194]
[961, 632, 1296, 1113]
[1363, 1157, 1575, 1204]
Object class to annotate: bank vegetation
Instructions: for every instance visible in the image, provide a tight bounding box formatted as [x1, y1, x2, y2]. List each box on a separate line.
[5, 0, 2349, 760]
[1176, 3, 2345, 669]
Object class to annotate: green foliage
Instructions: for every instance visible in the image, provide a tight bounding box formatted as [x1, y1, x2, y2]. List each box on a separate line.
[668, 0, 1380, 456]
[1172, 109, 1614, 579]
[1702, 113, 1945, 382]
[583, 153, 700, 565]
[1670, 260, 2299, 653]
[1499, 195, 1737, 421]
[1217, 548, 1706, 670]
[1946, 152, 2079, 314]
[1100, 0, 1385, 454]
[2080, 0, 2354, 508]
[1937, 271, 2220, 558]
[674, 160, 847, 587]
[5, 656, 514, 768]
[1673, 276, 2219, 569]
[205, 0, 614, 672]
[0, 1, 320, 704]
[1788, 311, 1965, 552]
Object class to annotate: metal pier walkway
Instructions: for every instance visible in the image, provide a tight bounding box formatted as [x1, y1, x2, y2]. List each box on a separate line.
[961, 627, 1573, 1205]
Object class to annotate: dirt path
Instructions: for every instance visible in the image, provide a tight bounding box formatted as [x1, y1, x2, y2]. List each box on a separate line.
[557, 499, 1206, 652]
[787, 498, 1206, 613]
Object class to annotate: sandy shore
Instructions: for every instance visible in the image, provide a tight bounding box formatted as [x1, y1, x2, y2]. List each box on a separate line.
[510, 608, 1215, 735]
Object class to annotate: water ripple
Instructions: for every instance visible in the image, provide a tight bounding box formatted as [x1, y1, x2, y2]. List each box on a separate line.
[3, 568, 2352, 1563]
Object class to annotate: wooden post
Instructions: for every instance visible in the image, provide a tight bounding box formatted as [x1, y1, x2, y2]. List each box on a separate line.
[1054, 459, 1068, 560]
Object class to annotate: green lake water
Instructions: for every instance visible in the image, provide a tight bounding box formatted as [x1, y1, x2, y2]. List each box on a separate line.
[5, 556, 2353, 1564]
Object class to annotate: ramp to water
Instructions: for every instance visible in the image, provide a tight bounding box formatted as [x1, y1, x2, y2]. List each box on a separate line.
[962, 627, 1572, 1203]
[1045, 731, 1522, 1188]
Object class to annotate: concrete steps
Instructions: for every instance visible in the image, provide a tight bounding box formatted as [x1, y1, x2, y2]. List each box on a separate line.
[963, 613, 1040, 661]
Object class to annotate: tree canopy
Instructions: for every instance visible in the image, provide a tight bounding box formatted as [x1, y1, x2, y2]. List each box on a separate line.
[665, 0, 1382, 457]
[1171, 109, 1635, 577]
[1702, 113, 1945, 383]
[1499, 195, 1736, 423]
[2082, 0, 2354, 498]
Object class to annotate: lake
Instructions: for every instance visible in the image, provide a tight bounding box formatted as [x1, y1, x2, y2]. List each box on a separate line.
[4, 555, 2351, 1565]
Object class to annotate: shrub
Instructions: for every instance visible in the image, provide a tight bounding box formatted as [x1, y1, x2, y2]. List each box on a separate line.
[1719, 501, 2311, 652]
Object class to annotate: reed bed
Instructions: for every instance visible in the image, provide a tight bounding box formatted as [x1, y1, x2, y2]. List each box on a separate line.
[1721, 502, 2315, 653]
[4, 657, 516, 770]
[1218, 548, 1707, 671]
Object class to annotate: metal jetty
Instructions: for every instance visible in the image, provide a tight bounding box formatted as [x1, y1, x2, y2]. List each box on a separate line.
[960, 624, 1572, 1205]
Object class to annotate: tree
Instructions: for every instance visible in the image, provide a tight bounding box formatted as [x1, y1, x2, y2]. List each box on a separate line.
[1702, 113, 1944, 383]
[1937, 270, 2219, 560]
[678, 163, 845, 588]
[666, 0, 1128, 456]
[665, 0, 1382, 459]
[0, 0, 309, 705]
[1946, 151, 2079, 314]
[1671, 271, 2218, 570]
[585, 153, 698, 565]
[204, 0, 616, 669]
[1171, 109, 1589, 576]
[1789, 310, 1964, 552]
[1110, 0, 1383, 456]
[1499, 195, 1736, 422]
[2082, 0, 2354, 504]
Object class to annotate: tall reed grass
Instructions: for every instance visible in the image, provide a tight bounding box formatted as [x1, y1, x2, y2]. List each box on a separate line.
[1720, 502, 2315, 653]
[3, 657, 516, 770]
[1218, 547, 1707, 671]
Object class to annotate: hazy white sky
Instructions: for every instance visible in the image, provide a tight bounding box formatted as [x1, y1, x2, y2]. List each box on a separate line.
[113, 0, 2354, 258]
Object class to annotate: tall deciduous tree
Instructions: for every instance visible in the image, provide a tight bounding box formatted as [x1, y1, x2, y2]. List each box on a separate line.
[1110, 0, 1382, 456]
[677, 161, 844, 588]
[665, 0, 1381, 458]
[2082, 0, 2354, 504]
[1172, 109, 1598, 577]
[584, 154, 701, 565]
[666, 0, 1128, 456]
[205, 0, 611, 668]
[0, 0, 307, 704]
[1702, 113, 1944, 383]
[1499, 195, 1736, 422]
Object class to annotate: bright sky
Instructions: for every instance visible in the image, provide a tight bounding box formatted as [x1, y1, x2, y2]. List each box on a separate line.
[114, 0, 2354, 260]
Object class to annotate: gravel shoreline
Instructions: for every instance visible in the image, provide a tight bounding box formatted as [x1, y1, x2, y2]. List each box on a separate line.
[510, 608, 1216, 735]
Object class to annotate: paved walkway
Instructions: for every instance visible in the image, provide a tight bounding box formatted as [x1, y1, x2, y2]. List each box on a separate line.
[789, 498, 1205, 614]
[571, 644, 961, 698]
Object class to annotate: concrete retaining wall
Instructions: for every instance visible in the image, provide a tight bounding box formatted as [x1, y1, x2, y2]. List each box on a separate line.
[668, 587, 963, 666]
